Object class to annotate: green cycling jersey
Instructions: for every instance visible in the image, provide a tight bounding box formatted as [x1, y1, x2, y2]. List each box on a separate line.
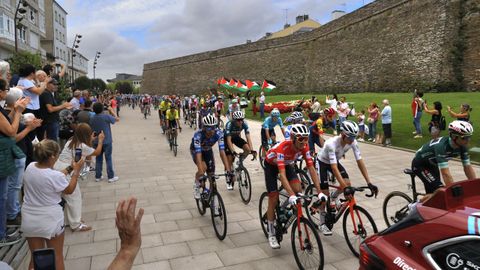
[413, 136, 470, 169]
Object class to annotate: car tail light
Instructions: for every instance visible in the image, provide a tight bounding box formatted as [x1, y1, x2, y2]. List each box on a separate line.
[359, 243, 385, 270]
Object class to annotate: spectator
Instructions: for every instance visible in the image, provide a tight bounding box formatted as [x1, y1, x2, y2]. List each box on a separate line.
[77, 99, 94, 124]
[108, 197, 144, 270]
[110, 95, 118, 117]
[54, 124, 105, 232]
[259, 91, 265, 119]
[115, 93, 122, 117]
[447, 103, 471, 122]
[412, 89, 424, 138]
[0, 79, 29, 246]
[17, 64, 47, 118]
[38, 79, 72, 141]
[337, 96, 350, 127]
[310, 96, 321, 121]
[42, 63, 66, 80]
[423, 101, 443, 139]
[381, 99, 392, 146]
[367, 102, 380, 142]
[325, 94, 338, 134]
[0, 60, 11, 108]
[90, 102, 119, 183]
[58, 103, 76, 150]
[356, 110, 366, 141]
[70, 90, 82, 110]
[79, 90, 90, 110]
[21, 140, 84, 270]
[4, 88, 41, 229]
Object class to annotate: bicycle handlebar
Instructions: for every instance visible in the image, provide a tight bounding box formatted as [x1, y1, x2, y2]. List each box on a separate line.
[233, 151, 257, 161]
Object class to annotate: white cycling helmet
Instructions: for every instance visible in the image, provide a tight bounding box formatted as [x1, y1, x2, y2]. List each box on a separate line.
[202, 114, 218, 127]
[271, 108, 280, 117]
[232, 111, 245, 120]
[290, 111, 303, 121]
[449, 120, 473, 136]
[340, 120, 359, 137]
[290, 124, 310, 137]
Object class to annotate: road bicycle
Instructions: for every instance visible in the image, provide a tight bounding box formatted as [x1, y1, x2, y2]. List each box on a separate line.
[258, 140, 278, 169]
[189, 110, 197, 129]
[195, 173, 229, 240]
[382, 168, 425, 227]
[304, 182, 378, 257]
[167, 127, 180, 157]
[259, 191, 324, 270]
[232, 152, 256, 204]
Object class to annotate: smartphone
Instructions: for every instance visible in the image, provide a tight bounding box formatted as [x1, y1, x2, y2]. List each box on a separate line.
[33, 248, 56, 270]
[74, 148, 82, 162]
[93, 131, 98, 137]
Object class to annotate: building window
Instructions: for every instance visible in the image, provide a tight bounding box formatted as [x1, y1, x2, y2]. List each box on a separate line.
[55, 11, 57, 22]
[18, 26, 27, 43]
[30, 10, 35, 23]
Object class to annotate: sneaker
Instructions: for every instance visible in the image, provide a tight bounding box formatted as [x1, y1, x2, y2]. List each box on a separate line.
[6, 227, 18, 237]
[193, 184, 201, 199]
[226, 182, 234, 191]
[0, 234, 22, 247]
[414, 135, 423, 139]
[412, 131, 418, 135]
[95, 176, 105, 182]
[108, 176, 119, 183]
[319, 224, 332, 236]
[268, 235, 281, 249]
[6, 215, 21, 227]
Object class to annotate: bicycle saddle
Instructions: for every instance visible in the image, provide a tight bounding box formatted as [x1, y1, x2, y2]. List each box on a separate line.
[403, 169, 415, 176]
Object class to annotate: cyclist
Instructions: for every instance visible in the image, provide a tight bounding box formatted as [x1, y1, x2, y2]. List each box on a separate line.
[224, 111, 255, 190]
[261, 108, 285, 148]
[214, 96, 224, 123]
[166, 104, 182, 142]
[411, 120, 475, 201]
[191, 114, 231, 199]
[284, 111, 305, 140]
[159, 97, 171, 131]
[264, 124, 323, 249]
[227, 99, 241, 121]
[308, 108, 335, 154]
[315, 120, 378, 235]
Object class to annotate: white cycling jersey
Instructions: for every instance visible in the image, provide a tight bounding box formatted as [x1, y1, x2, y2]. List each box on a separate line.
[317, 136, 361, 164]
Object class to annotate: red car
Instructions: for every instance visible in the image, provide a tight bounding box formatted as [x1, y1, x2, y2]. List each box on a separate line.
[359, 179, 480, 270]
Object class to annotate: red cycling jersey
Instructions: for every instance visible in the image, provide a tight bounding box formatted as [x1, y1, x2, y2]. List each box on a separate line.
[265, 140, 313, 170]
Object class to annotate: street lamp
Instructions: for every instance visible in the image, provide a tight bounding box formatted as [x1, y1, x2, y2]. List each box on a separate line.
[70, 34, 82, 84]
[14, 0, 28, 52]
[93, 51, 101, 79]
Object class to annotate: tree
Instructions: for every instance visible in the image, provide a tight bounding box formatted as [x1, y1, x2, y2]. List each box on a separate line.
[7, 51, 42, 74]
[74, 76, 92, 90]
[106, 82, 116, 91]
[91, 78, 107, 94]
[115, 81, 134, 94]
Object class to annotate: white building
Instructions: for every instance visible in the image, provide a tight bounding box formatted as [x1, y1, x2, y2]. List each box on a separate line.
[0, 0, 47, 59]
[41, 0, 68, 65]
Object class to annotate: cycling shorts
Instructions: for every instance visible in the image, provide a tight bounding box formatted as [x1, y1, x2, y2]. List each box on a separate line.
[261, 128, 276, 146]
[264, 162, 299, 193]
[191, 149, 215, 174]
[315, 159, 349, 190]
[225, 136, 247, 156]
[411, 158, 442, 194]
[168, 120, 177, 129]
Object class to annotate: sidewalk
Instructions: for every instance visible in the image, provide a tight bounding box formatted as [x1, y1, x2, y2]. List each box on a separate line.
[58, 108, 477, 270]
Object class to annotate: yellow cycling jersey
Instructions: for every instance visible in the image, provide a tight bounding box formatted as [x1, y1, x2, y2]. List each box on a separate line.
[312, 118, 324, 135]
[166, 109, 179, 121]
[160, 101, 171, 111]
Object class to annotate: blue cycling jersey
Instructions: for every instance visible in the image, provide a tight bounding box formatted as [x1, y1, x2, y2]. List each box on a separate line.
[190, 129, 225, 153]
[262, 116, 283, 130]
[224, 120, 250, 137]
[284, 125, 293, 141]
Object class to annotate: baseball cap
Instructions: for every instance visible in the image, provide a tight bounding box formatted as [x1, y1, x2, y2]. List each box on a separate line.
[48, 78, 59, 85]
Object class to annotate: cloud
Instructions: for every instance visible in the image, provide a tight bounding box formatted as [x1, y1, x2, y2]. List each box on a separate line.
[60, 0, 368, 81]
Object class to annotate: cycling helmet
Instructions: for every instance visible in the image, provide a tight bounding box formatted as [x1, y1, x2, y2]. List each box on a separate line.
[323, 108, 335, 117]
[340, 120, 359, 137]
[231, 99, 238, 104]
[271, 108, 280, 117]
[202, 114, 218, 127]
[290, 124, 310, 137]
[290, 111, 303, 121]
[232, 111, 245, 120]
[448, 120, 473, 136]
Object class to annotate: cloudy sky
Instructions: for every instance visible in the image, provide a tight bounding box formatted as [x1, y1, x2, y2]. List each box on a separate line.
[57, 0, 373, 81]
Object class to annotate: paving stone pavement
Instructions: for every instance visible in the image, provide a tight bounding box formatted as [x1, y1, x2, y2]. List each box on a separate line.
[58, 107, 478, 270]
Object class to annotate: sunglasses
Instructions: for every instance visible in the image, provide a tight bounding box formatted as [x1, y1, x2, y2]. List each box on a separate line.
[457, 135, 471, 141]
[205, 127, 216, 131]
[236, 119, 244, 122]
[345, 136, 356, 142]
[295, 136, 308, 143]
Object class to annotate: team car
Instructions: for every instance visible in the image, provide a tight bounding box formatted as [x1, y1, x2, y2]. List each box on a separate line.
[359, 178, 480, 270]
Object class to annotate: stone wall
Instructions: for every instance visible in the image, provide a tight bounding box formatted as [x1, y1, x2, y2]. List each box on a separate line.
[143, 0, 480, 95]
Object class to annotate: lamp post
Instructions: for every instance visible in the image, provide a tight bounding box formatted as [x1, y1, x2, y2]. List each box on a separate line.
[93, 51, 101, 79]
[14, 0, 28, 52]
[70, 34, 82, 84]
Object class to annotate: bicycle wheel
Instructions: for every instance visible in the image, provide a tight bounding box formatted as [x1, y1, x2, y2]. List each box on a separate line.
[259, 192, 269, 237]
[238, 168, 252, 204]
[169, 132, 173, 151]
[258, 145, 267, 169]
[303, 184, 320, 228]
[196, 196, 207, 216]
[342, 205, 378, 257]
[173, 135, 178, 157]
[291, 217, 324, 270]
[382, 191, 412, 227]
[210, 191, 227, 240]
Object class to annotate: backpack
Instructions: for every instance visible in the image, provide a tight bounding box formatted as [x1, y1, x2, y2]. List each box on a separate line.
[439, 115, 446, 130]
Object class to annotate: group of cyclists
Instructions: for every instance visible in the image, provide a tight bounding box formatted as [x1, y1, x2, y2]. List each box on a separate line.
[129, 92, 476, 252]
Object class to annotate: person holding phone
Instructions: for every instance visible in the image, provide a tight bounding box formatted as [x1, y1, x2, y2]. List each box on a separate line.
[54, 123, 105, 232]
[21, 139, 84, 270]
